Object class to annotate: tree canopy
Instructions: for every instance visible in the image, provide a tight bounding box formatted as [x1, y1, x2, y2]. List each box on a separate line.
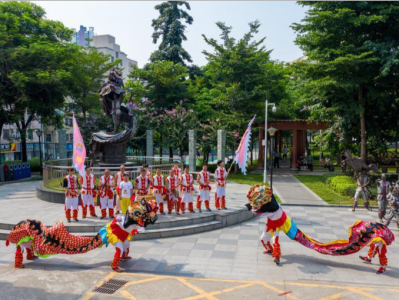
[150, 1, 193, 65]
[292, 1, 399, 160]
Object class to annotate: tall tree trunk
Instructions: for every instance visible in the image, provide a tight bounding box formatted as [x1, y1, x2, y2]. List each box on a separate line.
[169, 147, 173, 163]
[359, 85, 367, 162]
[20, 129, 27, 162]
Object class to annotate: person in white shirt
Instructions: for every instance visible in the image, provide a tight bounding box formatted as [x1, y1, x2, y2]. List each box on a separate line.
[99, 169, 115, 219]
[179, 165, 195, 214]
[172, 161, 182, 204]
[114, 165, 126, 214]
[215, 160, 228, 210]
[119, 173, 133, 214]
[153, 167, 166, 214]
[197, 163, 211, 212]
[166, 169, 179, 215]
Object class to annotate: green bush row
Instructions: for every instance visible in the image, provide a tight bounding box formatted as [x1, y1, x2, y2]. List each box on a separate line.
[322, 173, 387, 200]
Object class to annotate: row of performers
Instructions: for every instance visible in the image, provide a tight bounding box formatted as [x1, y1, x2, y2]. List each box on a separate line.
[63, 160, 229, 222]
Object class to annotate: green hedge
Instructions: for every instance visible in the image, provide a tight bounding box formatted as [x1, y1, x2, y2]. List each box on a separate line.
[322, 174, 384, 200]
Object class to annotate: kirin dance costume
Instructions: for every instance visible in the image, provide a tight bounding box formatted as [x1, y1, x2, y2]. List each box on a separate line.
[6, 200, 157, 272]
[246, 185, 395, 274]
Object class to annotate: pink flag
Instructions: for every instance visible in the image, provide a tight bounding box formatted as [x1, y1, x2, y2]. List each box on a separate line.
[72, 114, 86, 176]
[234, 115, 256, 175]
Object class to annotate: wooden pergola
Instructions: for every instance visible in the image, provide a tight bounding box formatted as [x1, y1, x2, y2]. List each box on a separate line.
[258, 120, 329, 169]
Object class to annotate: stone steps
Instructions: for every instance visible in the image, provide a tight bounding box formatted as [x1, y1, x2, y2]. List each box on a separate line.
[0, 220, 223, 242]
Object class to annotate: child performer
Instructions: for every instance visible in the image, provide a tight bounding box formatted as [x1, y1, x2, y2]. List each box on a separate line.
[99, 169, 115, 219]
[114, 165, 126, 214]
[135, 168, 152, 198]
[63, 167, 79, 223]
[215, 160, 228, 210]
[179, 165, 195, 214]
[119, 173, 133, 214]
[197, 163, 211, 212]
[153, 167, 166, 214]
[79, 167, 97, 218]
[166, 169, 179, 215]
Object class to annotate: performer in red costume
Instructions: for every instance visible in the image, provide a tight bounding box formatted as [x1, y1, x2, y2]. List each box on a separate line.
[153, 167, 166, 214]
[179, 165, 195, 214]
[135, 168, 152, 197]
[99, 169, 115, 219]
[79, 167, 97, 218]
[197, 163, 211, 212]
[166, 169, 179, 214]
[215, 160, 228, 210]
[63, 167, 79, 223]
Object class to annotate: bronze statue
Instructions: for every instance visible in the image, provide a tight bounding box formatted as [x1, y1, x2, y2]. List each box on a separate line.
[99, 68, 136, 133]
[343, 150, 379, 176]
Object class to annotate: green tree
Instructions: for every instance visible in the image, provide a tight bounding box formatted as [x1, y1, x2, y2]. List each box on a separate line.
[0, 2, 80, 161]
[292, 1, 399, 161]
[197, 21, 289, 133]
[69, 46, 118, 120]
[151, 1, 193, 65]
[128, 60, 191, 109]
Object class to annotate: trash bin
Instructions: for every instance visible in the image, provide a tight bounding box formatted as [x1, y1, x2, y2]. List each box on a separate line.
[8, 164, 14, 181]
[0, 165, 4, 182]
[14, 164, 21, 180]
[25, 162, 31, 178]
[20, 163, 26, 179]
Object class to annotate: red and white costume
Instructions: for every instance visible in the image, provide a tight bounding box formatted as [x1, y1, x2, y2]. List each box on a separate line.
[197, 170, 211, 211]
[79, 173, 97, 217]
[153, 174, 166, 213]
[215, 167, 228, 209]
[99, 175, 115, 218]
[63, 175, 79, 221]
[172, 167, 182, 201]
[114, 171, 124, 213]
[135, 175, 151, 197]
[180, 173, 195, 213]
[166, 175, 179, 213]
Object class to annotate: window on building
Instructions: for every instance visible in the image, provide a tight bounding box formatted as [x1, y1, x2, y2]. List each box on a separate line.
[3, 129, 10, 140]
[116, 52, 119, 58]
[46, 134, 52, 143]
[27, 129, 33, 140]
[111, 56, 114, 62]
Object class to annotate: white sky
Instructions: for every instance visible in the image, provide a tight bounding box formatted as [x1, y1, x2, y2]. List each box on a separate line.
[34, 1, 307, 67]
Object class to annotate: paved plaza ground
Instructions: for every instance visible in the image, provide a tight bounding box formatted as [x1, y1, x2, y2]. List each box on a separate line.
[0, 179, 398, 299]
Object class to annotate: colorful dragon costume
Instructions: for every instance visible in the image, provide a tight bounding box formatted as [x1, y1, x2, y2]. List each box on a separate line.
[6, 199, 157, 273]
[246, 185, 395, 274]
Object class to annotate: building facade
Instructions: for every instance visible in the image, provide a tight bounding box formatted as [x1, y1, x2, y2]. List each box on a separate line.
[91, 34, 137, 79]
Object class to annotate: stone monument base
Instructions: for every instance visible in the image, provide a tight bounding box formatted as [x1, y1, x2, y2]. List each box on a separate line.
[89, 129, 133, 165]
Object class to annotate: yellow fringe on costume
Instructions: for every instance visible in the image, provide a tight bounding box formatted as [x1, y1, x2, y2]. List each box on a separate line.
[103, 222, 132, 245]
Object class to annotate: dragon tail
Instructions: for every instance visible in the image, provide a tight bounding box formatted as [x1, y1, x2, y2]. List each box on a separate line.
[291, 220, 395, 256]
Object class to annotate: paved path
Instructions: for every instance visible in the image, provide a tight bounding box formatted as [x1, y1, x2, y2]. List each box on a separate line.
[1, 205, 399, 299]
[273, 175, 327, 205]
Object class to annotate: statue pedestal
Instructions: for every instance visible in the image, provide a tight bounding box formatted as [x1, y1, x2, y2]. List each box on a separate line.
[89, 129, 133, 165]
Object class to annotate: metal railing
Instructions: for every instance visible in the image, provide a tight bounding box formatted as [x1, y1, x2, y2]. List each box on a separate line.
[43, 156, 182, 191]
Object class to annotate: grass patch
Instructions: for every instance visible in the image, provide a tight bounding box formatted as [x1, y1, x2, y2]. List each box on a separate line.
[294, 174, 377, 206]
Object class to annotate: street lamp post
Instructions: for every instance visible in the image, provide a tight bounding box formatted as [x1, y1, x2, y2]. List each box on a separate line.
[268, 127, 278, 190]
[263, 99, 277, 184]
[36, 130, 43, 176]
